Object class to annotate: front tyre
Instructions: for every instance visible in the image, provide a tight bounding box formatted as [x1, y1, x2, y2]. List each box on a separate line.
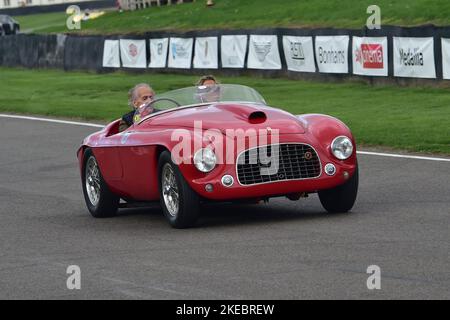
[318, 165, 358, 213]
[158, 151, 200, 228]
[82, 148, 119, 218]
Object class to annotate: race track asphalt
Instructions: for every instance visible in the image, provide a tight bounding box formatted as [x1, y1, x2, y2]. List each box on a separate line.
[0, 117, 449, 300]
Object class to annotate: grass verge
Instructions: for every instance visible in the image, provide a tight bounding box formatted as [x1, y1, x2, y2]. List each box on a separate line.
[0, 67, 449, 154]
[14, 0, 450, 35]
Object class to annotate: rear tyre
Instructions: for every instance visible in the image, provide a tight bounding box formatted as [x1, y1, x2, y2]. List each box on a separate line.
[158, 151, 200, 228]
[82, 148, 119, 218]
[318, 165, 358, 213]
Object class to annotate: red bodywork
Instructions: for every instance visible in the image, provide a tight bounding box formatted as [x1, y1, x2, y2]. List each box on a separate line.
[77, 103, 357, 202]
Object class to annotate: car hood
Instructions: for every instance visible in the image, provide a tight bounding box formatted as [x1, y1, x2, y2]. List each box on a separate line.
[140, 103, 306, 134]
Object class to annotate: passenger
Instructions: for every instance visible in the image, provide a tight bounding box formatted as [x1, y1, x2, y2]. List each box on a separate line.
[196, 74, 218, 86]
[119, 83, 155, 132]
[195, 75, 221, 103]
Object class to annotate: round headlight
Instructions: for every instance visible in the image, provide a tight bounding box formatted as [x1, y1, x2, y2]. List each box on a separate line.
[331, 136, 353, 160]
[193, 148, 217, 172]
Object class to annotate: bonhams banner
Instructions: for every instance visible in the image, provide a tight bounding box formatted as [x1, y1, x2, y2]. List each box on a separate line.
[149, 38, 168, 68]
[393, 37, 436, 78]
[102, 40, 120, 68]
[441, 38, 450, 80]
[221, 35, 247, 68]
[247, 35, 282, 70]
[282, 36, 315, 73]
[193, 37, 218, 69]
[352, 37, 388, 76]
[119, 39, 147, 68]
[315, 36, 349, 74]
[168, 37, 194, 69]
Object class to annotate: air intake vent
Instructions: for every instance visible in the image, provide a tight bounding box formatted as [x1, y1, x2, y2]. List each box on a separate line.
[248, 111, 267, 124]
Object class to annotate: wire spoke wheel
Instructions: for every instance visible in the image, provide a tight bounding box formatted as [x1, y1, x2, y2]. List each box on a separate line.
[162, 163, 179, 217]
[158, 151, 200, 228]
[85, 156, 101, 206]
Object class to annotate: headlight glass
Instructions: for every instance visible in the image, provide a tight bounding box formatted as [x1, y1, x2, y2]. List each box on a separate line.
[331, 136, 353, 160]
[193, 148, 217, 172]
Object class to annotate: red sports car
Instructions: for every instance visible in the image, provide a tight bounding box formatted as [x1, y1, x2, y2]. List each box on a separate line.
[77, 84, 358, 228]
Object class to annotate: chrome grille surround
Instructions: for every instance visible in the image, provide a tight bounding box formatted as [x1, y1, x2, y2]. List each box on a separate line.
[236, 143, 322, 186]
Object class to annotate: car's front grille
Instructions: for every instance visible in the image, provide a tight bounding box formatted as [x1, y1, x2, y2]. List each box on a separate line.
[236, 144, 321, 185]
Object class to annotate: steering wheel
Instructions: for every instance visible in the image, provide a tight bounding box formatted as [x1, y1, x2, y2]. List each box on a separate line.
[145, 97, 181, 108]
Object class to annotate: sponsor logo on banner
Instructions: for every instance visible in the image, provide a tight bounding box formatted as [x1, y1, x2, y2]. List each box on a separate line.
[247, 35, 282, 70]
[221, 35, 247, 68]
[168, 38, 193, 69]
[318, 47, 346, 64]
[149, 38, 168, 68]
[398, 48, 423, 66]
[393, 37, 436, 78]
[172, 43, 189, 59]
[119, 39, 147, 68]
[194, 37, 218, 69]
[442, 38, 450, 80]
[129, 43, 138, 58]
[253, 41, 272, 62]
[315, 36, 349, 73]
[352, 37, 388, 76]
[282, 36, 315, 73]
[355, 44, 383, 69]
[227, 43, 239, 65]
[290, 42, 305, 65]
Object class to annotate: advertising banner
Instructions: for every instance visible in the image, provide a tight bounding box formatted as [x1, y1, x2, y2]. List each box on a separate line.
[193, 37, 219, 69]
[441, 38, 450, 80]
[119, 39, 147, 68]
[282, 36, 315, 73]
[102, 40, 120, 68]
[168, 37, 194, 69]
[221, 35, 247, 68]
[393, 37, 436, 78]
[247, 35, 282, 70]
[352, 36, 388, 76]
[149, 38, 168, 68]
[315, 36, 349, 74]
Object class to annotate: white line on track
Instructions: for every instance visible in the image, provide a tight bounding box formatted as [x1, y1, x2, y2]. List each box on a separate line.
[356, 151, 450, 162]
[1, 113, 449, 162]
[0, 114, 104, 128]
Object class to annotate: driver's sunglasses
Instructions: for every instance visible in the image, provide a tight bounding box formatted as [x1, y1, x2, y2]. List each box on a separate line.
[142, 95, 154, 101]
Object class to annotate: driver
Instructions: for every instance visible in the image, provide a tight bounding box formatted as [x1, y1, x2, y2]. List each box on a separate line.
[119, 83, 156, 132]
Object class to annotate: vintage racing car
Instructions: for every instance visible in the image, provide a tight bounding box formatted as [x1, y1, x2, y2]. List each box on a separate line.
[77, 84, 358, 228]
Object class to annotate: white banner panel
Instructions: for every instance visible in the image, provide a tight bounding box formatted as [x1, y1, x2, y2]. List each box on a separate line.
[221, 35, 247, 68]
[352, 37, 388, 76]
[247, 35, 282, 70]
[193, 37, 218, 69]
[441, 38, 450, 80]
[282, 36, 315, 73]
[393, 37, 436, 78]
[102, 40, 120, 68]
[149, 38, 168, 68]
[168, 37, 193, 69]
[119, 39, 147, 68]
[315, 36, 349, 73]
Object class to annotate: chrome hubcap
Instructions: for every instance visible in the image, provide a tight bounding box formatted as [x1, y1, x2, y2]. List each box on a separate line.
[162, 164, 179, 217]
[85, 156, 101, 206]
